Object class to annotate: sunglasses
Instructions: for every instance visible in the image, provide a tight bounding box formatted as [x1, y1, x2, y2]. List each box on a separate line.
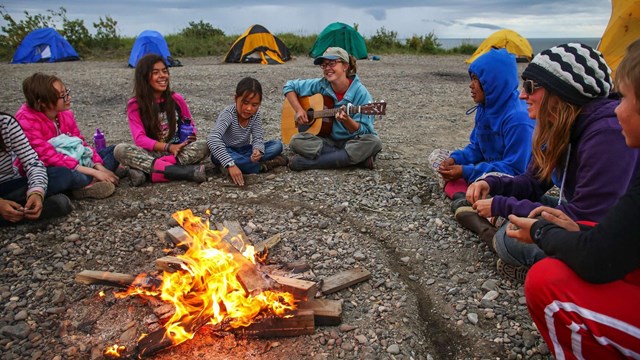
[522, 80, 541, 95]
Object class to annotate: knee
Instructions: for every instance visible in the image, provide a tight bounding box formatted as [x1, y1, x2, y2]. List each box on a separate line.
[113, 143, 128, 162]
[525, 258, 573, 303]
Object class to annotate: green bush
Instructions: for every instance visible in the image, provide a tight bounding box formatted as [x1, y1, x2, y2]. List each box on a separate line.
[366, 27, 402, 53]
[274, 32, 316, 55]
[179, 20, 224, 39]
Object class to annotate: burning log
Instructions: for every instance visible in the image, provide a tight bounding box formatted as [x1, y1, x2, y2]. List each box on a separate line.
[254, 233, 282, 253]
[320, 267, 372, 295]
[298, 299, 343, 326]
[75, 270, 161, 289]
[233, 309, 315, 338]
[215, 220, 249, 252]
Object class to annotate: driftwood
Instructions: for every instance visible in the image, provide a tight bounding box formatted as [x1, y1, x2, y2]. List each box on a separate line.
[268, 274, 318, 301]
[320, 267, 372, 295]
[253, 233, 282, 253]
[297, 299, 343, 326]
[75, 270, 162, 289]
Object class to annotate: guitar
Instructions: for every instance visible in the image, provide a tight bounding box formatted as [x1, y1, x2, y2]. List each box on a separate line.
[280, 94, 387, 144]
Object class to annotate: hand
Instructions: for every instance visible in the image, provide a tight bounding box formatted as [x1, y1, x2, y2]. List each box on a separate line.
[186, 134, 197, 144]
[250, 149, 263, 163]
[335, 106, 349, 123]
[227, 165, 245, 187]
[528, 206, 580, 232]
[437, 164, 463, 181]
[169, 142, 189, 157]
[93, 166, 119, 185]
[506, 215, 538, 244]
[295, 110, 309, 125]
[23, 193, 43, 220]
[466, 180, 490, 204]
[439, 158, 455, 167]
[0, 199, 25, 223]
[472, 198, 493, 218]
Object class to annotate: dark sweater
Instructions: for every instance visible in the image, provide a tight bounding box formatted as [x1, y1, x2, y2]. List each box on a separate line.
[485, 97, 640, 221]
[531, 171, 640, 283]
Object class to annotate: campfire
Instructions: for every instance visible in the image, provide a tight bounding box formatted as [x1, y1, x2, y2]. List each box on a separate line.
[75, 209, 371, 358]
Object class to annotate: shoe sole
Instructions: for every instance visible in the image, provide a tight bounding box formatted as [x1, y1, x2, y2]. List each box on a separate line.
[496, 259, 528, 283]
[72, 182, 115, 199]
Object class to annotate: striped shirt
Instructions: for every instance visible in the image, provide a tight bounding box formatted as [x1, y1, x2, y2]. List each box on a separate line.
[207, 104, 265, 167]
[0, 113, 47, 197]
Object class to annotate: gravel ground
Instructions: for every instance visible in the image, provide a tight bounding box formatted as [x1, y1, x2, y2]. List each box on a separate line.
[0, 55, 550, 359]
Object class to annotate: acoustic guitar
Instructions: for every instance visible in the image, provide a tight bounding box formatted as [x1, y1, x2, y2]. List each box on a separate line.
[280, 94, 387, 144]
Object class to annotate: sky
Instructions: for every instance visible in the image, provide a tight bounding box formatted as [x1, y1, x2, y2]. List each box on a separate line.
[2, 0, 613, 40]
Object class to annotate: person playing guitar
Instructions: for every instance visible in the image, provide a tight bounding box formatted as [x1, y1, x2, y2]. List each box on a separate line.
[282, 47, 382, 170]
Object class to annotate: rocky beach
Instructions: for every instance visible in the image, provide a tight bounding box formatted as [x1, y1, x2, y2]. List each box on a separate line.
[0, 54, 549, 359]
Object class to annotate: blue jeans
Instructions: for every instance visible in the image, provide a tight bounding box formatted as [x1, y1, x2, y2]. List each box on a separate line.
[0, 166, 73, 203]
[71, 145, 119, 189]
[494, 195, 563, 267]
[211, 140, 283, 174]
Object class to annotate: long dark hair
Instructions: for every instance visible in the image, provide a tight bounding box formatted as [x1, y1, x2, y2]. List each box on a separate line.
[133, 54, 177, 141]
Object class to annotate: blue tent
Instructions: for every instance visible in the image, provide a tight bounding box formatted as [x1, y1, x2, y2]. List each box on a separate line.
[12, 28, 80, 64]
[128, 30, 174, 68]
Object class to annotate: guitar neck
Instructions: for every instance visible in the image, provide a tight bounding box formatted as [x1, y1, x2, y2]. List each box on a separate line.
[311, 105, 361, 118]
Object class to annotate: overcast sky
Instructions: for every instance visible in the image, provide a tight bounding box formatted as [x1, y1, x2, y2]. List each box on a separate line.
[2, 0, 612, 39]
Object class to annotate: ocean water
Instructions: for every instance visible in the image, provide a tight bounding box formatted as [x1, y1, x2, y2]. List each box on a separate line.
[438, 37, 601, 55]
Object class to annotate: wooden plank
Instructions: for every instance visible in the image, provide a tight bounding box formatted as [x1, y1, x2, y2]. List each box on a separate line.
[253, 233, 282, 253]
[75, 270, 136, 288]
[166, 227, 192, 249]
[155, 256, 186, 273]
[320, 267, 372, 295]
[233, 309, 315, 338]
[298, 299, 343, 326]
[268, 274, 318, 301]
[215, 220, 250, 252]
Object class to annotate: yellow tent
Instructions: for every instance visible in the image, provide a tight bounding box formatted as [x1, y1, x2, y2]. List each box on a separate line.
[224, 24, 291, 65]
[465, 29, 533, 64]
[598, 0, 640, 78]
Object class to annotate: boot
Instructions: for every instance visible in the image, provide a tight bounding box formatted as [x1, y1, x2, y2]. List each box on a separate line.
[150, 157, 177, 183]
[289, 150, 351, 171]
[39, 194, 73, 220]
[455, 206, 497, 251]
[163, 164, 206, 183]
[260, 155, 289, 172]
[450, 192, 471, 213]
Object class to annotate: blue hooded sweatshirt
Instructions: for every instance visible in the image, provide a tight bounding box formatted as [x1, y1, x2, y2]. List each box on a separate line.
[450, 48, 534, 182]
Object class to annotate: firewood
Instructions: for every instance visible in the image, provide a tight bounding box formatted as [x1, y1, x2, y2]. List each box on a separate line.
[253, 233, 282, 253]
[283, 260, 311, 273]
[75, 270, 136, 288]
[320, 267, 372, 295]
[165, 227, 192, 249]
[232, 309, 315, 337]
[215, 220, 250, 252]
[154, 256, 185, 273]
[297, 299, 343, 326]
[268, 274, 318, 300]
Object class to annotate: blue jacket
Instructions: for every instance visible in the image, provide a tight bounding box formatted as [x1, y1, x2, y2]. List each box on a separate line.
[451, 48, 534, 182]
[283, 75, 377, 140]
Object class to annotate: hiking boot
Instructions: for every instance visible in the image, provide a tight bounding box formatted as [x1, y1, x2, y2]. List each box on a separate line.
[455, 206, 497, 251]
[129, 169, 146, 187]
[358, 155, 376, 169]
[39, 194, 73, 220]
[260, 155, 289, 172]
[164, 164, 206, 183]
[496, 259, 528, 283]
[450, 192, 471, 213]
[72, 181, 115, 199]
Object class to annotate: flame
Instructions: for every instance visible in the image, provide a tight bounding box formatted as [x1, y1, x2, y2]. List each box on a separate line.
[116, 209, 296, 347]
[103, 344, 125, 357]
[99, 290, 105, 298]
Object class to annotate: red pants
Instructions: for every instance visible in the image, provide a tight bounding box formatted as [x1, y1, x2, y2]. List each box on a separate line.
[444, 178, 468, 199]
[525, 258, 640, 359]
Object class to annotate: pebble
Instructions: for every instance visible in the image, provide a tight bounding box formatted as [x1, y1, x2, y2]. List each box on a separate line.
[386, 344, 400, 354]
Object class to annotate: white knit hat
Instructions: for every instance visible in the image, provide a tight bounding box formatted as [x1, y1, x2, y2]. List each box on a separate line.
[522, 43, 612, 106]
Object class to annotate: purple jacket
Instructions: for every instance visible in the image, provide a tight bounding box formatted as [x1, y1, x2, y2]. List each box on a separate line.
[485, 97, 640, 222]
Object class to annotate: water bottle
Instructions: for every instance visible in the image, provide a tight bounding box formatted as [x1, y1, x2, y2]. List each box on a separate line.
[93, 128, 106, 151]
[178, 119, 194, 143]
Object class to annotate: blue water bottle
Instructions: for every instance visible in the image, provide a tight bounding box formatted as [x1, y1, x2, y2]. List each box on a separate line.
[93, 128, 106, 151]
[179, 119, 194, 143]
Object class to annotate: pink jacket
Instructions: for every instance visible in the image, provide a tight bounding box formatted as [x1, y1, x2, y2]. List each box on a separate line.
[126, 92, 197, 151]
[15, 104, 103, 170]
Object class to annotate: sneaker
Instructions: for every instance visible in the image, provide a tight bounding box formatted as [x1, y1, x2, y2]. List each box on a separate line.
[72, 182, 115, 199]
[39, 194, 73, 220]
[129, 169, 146, 187]
[455, 206, 497, 251]
[496, 259, 528, 283]
[260, 155, 289, 172]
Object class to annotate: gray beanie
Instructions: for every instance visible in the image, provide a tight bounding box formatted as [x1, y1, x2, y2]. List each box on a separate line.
[522, 43, 612, 106]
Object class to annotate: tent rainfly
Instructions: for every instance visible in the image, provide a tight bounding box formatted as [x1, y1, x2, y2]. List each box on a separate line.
[598, 0, 640, 78]
[465, 29, 533, 64]
[12, 28, 80, 64]
[309, 22, 368, 60]
[224, 25, 291, 64]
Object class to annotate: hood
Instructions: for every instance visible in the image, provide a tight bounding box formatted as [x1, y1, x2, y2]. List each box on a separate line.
[570, 96, 620, 144]
[469, 48, 525, 119]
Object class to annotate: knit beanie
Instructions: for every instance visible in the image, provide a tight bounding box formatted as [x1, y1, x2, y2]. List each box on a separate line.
[521, 43, 612, 106]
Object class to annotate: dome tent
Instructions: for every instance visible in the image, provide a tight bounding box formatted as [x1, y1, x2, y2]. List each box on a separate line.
[224, 24, 291, 65]
[128, 30, 180, 68]
[598, 0, 640, 78]
[465, 29, 533, 64]
[12, 28, 80, 64]
[309, 22, 367, 60]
